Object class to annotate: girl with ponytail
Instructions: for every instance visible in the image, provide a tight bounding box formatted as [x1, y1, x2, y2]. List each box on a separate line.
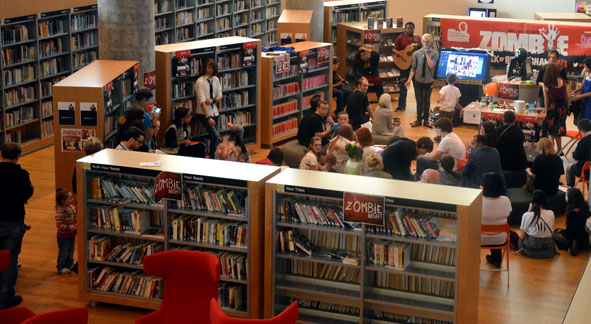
[510, 190, 557, 258]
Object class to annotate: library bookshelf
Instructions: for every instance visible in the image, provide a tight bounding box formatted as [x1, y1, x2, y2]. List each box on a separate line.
[0, 4, 99, 154]
[323, 0, 387, 45]
[76, 149, 280, 315]
[336, 22, 405, 99]
[260, 41, 332, 147]
[154, 36, 261, 147]
[153, 0, 280, 46]
[53, 60, 139, 192]
[264, 169, 481, 323]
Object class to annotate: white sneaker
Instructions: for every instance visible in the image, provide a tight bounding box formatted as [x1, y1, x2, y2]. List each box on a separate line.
[58, 268, 71, 274]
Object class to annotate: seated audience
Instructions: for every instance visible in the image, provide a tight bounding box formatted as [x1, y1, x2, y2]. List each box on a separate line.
[566, 119, 591, 187]
[364, 153, 392, 179]
[162, 107, 192, 154]
[116, 127, 144, 151]
[420, 169, 440, 184]
[526, 138, 563, 196]
[461, 134, 504, 189]
[335, 111, 349, 126]
[496, 110, 528, 187]
[439, 155, 461, 186]
[381, 137, 427, 181]
[299, 136, 324, 171]
[345, 77, 373, 130]
[480, 172, 512, 268]
[392, 117, 404, 137]
[297, 98, 335, 147]
[372, 93, 395, 136]
[256, 147, 283, 166]
[481, 120, 498, 148]
[416, 117, 465, 178]
[553, 188, 591, 256]
[215, 127, 250, 162]
[355, 127, 376, 173]
[510, 190, 557, 258]
[325, 123, 354, 173]
[119, 108, 146, 142]
[344, 143, 364, 175]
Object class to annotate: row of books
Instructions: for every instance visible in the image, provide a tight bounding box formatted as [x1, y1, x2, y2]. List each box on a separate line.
[172, 80, 194, 98]
[216, 4, 230, 16]
[176, 11, 194, 25]
[277, 230, 360, 265]
[302, 92, 324, 109]
[3, 65, 35, 87]
[72, 31, 97, 50]
[5, 130, 22, 143]
[156, 32, 170, 45]
[196, 8, 212, 21]
[266, 6, 278, 17]
[283, 258, 361, 284]
[333, 12, 356, 24]
[376, 210, 442, 239]
[73, 51, 97, 69]
[5, 106, 34, 128]
[41, 119, 53, 137]
[251, 10, 264, 22]
[302, 74, 326, 91]
[218, 283, 244, 310]
[89, 207, 154, 233]
[155, 16, 170, 30]
[4, 85, 35, 107]
[196, 22, 210, 36]
[272, 117, 297, 137]
[155, 0, 172, 13]
[170, 215, 248, 248]
[411, 244, 456, 266]
[38, 20, 65, 38]
[41, 101, 53, 117]
[234, 13, 248, 26]
[292, 298, 360, 316]
[378, 69, 401, 78]
[272, 99, 298, 118]
[220, 70, 249, 90]
[42, 77, 63, 97]
[305, 229, 360, 252]
[372, 311, 452, 324]
[90, 177, 157, 204]
[90, 237, 163, 265]
[176, 27, 193, 41]
[71, 14, 97, 32]
[39, 38, 64, 58]
[2, 25, 30, 45]
[234, 0, 247, 11]
[218, 252, 247, 280]
[368, 240, 410, 270]
[222, 90, 249, 109]
[88, 266, 161, 299]
[216, 17, 231, 31]
[383, 81, 400, 93]
[279, 200, 346, 228]
[217, 53, 241, 70]
[379, 55, 395, 63]
[272, 81, 299, 99]
[181, 185, 245, 215]
[219, 111, 251, 128]
[373, 272, 455, 298]
[2, 45, 35, 65]
[251, 22, 263, 35]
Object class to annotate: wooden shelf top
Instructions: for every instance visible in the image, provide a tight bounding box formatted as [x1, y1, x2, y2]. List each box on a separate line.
[77, 149, 280, 183]
[155, 36, 260, 53]
[425, 14, 591, 27]
[266, 168, 482, 208]
[338, 21, 404, 33]
[534, 12, 591, 22]
[53, 60, 138, 88]
[289, 41, 332, 52]
[278, 9, 313, 23]
[324, 0, 386, 8]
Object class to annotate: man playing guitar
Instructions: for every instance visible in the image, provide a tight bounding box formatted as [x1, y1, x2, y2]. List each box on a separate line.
[393, 22, 421, 112]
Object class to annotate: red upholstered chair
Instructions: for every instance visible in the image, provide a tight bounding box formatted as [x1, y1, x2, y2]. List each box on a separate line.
[209, 299, 298, 324]
[0, 250, 36, 324]
[135, 250, 220, 324]
[21, 307, 88, 324]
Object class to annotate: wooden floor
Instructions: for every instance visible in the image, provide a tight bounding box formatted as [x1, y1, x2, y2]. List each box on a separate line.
[13, 89, 590, 323]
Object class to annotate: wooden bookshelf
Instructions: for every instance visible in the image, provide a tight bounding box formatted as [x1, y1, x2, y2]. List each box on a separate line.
[264, 168, 481, 323]
[0, 4, 99, 154]
[154, 36, 261, 148]
[153, 0, 280, 46]
[323, 0, 387, 45]
[76, 149, 280, 315]
[533, 12, 591, 22]
[52, 59, 139, 192]
[260, 41, 332, 147]
[336, 22, 404, 99]
[277, 10, 313, 45]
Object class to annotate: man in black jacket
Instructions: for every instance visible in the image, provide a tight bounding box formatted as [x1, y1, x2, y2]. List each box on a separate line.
[496, 111, 528, 187]
[0, 143, 33, 309]
[566, 119, 591, 187]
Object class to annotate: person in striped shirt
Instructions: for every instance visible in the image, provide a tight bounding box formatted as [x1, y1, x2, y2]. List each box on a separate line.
[55, 188, 77, 274]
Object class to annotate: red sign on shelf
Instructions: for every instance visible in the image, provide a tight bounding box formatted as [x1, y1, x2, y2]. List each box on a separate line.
[498, 82, 520, 100]
[105, 81, 113, 92]
[243, 41, 257, 49]
[133, 63, 139, 73]
[175, 50, 190, 58]
[481, 112, 503, 120]
[363, 29, 382, 44]
[144, 71, 156, 90]
[154, 172, 182, 203]
[343, 192, 385, 226]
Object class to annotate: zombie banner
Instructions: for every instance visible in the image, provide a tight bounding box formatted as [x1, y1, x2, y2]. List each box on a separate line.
[440, 17, 591, 73]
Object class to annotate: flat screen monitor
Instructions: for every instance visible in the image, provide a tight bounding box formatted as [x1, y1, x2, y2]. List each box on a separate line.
[436, 49, 490, 82]
[468, 8, 497, 18]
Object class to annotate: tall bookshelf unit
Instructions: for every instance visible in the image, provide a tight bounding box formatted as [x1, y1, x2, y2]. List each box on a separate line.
[323, 0, 387, 45]
[264, 169, 481, 323]
[52, 59, 139, 192]
[260, 41, 332, 147]
[337, 22, 405, 99]
[153, 0, 280, 46]
[154, 36, 261, 146]
[76, 149, 280, 316]
[0, 4, 98, 153]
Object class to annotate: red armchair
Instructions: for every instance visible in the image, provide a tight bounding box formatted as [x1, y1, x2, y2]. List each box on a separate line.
[135, 250, 220, 324]
[21, 307, 88, 324]
[0, 250, 35, 324]
[210, 299, 298, 324]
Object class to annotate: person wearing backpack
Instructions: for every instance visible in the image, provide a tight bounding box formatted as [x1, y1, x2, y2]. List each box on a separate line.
[510, 190, 557, 258]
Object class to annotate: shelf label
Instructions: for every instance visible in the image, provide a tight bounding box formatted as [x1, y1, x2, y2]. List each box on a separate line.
[90, 163, 161, 177]
[283, 185, 342, 199]
[73, 4, 98, 12]
[220, 44, 242, 51]
[175, 50, 191, 58]
[40, 9, 70, 18]
[191, 47, 216, 55]
[182, 174, 247, 188]
[105, 81, 113, 93]
[154, 172, 182, 202]
[343, 192, 385, 226]
[3, 14, 36, 24]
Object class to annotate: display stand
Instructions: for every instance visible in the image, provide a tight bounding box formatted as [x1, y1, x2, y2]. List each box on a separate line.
[154, 36, 261, 147]
[76, 149, 280, 315]
[0, 4, 99, 154]
[260, 41, 333, 147]
[277, 10, 313, 45]
[534, 12, 591, 22]
[52, 59, 139, 192]
[323, 0, 387, 45]
[264, 169, 481, 323]
[336, 22, 404, 99]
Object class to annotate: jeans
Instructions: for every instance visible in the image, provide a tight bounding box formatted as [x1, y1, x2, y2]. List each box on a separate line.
[57, 237, 75, 270]
[416, 155, 440, 180]
[413, 80, 433, 122]
[398, 69, 410, 109]
[195, 114, 220, 157]
[333, 87, 352, 114]
[0, 220, 25, 307]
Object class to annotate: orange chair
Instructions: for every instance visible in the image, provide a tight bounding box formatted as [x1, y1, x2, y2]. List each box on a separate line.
[0, 250, 36, 324]
[456, 150, 470, 172]
[209, 299, 298, 324]
[480, 224, 510, 287]
[135, 250, 220, 324]
[575, 161, 591, 197]
[21, 307, 88, 324]
[559, 130, 583, 156]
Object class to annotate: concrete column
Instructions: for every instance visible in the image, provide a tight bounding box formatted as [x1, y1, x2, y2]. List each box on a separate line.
[285, 0, 323, 42]
[98, 0, 155, 79]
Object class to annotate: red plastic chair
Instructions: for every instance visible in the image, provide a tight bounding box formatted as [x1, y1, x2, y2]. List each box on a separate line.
[559, 130, 583, 156]
[209, 299, 298, 324]
[576, 161, 591, 197]
[0, 250, 36, 324]
[21, 307, 88, 324]
[480, 224, 510, 287]
[135, 250, 220, 324]
[456, 150, 470, 172]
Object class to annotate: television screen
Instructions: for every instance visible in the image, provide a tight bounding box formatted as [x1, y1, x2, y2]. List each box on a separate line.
[468, 8, 488, 18]
[436, 49, 490, 82]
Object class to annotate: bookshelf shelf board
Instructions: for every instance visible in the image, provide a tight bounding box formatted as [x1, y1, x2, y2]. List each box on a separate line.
[364, 293, 454, 323]
[176, 36, 196, 42]
[222, 84, 255, 92]
[4, 79, 37, 90]
[220, 276, 248, 285]
[197, 17, 215, 23]
[42, 114, 54, 119]
[40, 70, 70, 80]
[365, 233, 457, 249]
[251, 32, 264, 37]
[276, 221, 362, 236]
[167, 239, 248, 253]
[216, 0, 231, 3]
[290, 308, 359, 324]
[40, 51, 69, 60]
[88, 289, 162, 304]
[307, 65, 330, 73]
[234, 23, 248, 29]
[154, 11, 174, 17]
[219, 104, 256, 113]
[87, 199, 165, 211]
[302, 84, 328, 93]
[365, 262, 455, 282]
[272, 91, 299, 101]
[251, 5, 265, 10]
[2, 59, 38, 69]
[196, 2, 214, 8]
[219, 66, 244, 73]
[71, 26, 98, 34]
[88, 228, 165, 242]
[233, 9, 248, 14]
[72, 45, 99, 53]
[267, 28, 277, 32]
[38, 32, 69, 41]
[176, 6, 195, 12]
[155, 27, 174, 33]
[272, 110, 299, 121]
[276, 252, 361, 269]
[1, 39, 36, 47]
[5, 119, 37, 131]
[216, 13, 232, 19]
[168, 207, 247, 221]
[267, 15, 280, 20]
[276, 278, 360, 305]
[5, 99, 38, 110]
[176, 22, 196, 28]
[273, 74, 299, 82]
[271, 129, 297, 142]
[89, 259, 144, 270]
[221, 307, 248, 317]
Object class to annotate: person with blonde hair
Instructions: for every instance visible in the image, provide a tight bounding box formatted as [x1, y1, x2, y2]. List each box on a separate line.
[364, 153, 392, 179]
[526, 137, 564, 196]
[405, 33, 438, 128]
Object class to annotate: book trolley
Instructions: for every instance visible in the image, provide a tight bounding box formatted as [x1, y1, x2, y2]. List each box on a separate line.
[260, 41, 332, 147]
[76, 149, 280, 316]
[264, 169, 481, 323]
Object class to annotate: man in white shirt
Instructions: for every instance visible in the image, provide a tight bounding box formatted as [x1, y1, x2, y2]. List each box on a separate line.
[194, 59, 223, 157]
[116, 127, 144, 151]
[416, 117, 466, 178]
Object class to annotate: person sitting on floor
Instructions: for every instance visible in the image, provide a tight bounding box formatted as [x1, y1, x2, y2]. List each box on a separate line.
[439, 155, 461, 186]
[566, 119, 591, 187]
[382, 136, 432, 181]
[364, 153, 393, 179]
[372, 93, 395, 136]
[416, 117, 465, 178]
[496, 110, 528, 188]
[553, 188, 591, 256]
[461, 134, 504, 189]
[526, 138, 563, 196]
[355, 127, 376, 173]
[299, 136, 325, 171]
[420, 169, 440, 184]
[344, 143, 364, 175]
[215, 126, 250, 163]
[116, 127, 144, 151]
[325, 123, 354, 173]
[256, 147, 283, 166]
[345, 77, 374, 130]
[297, 98, 336, 147]
[480, 172, 512, 268]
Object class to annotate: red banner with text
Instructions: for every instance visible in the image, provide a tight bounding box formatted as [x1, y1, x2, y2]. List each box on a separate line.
[343, 192, 385, 226]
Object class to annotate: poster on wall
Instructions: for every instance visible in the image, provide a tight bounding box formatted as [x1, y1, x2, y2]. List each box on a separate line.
[243, 41, 257, 67]
[439, 17, 591, 73]
[280, 33, 292, 45]
[295, 33, 308, 43]
[61, 128, 96, 153]
[57, 101, 76, 125]
[80, 102, 98, 126]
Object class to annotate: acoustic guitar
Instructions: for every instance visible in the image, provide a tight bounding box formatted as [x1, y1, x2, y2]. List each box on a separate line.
[393, 44, 421, 70]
